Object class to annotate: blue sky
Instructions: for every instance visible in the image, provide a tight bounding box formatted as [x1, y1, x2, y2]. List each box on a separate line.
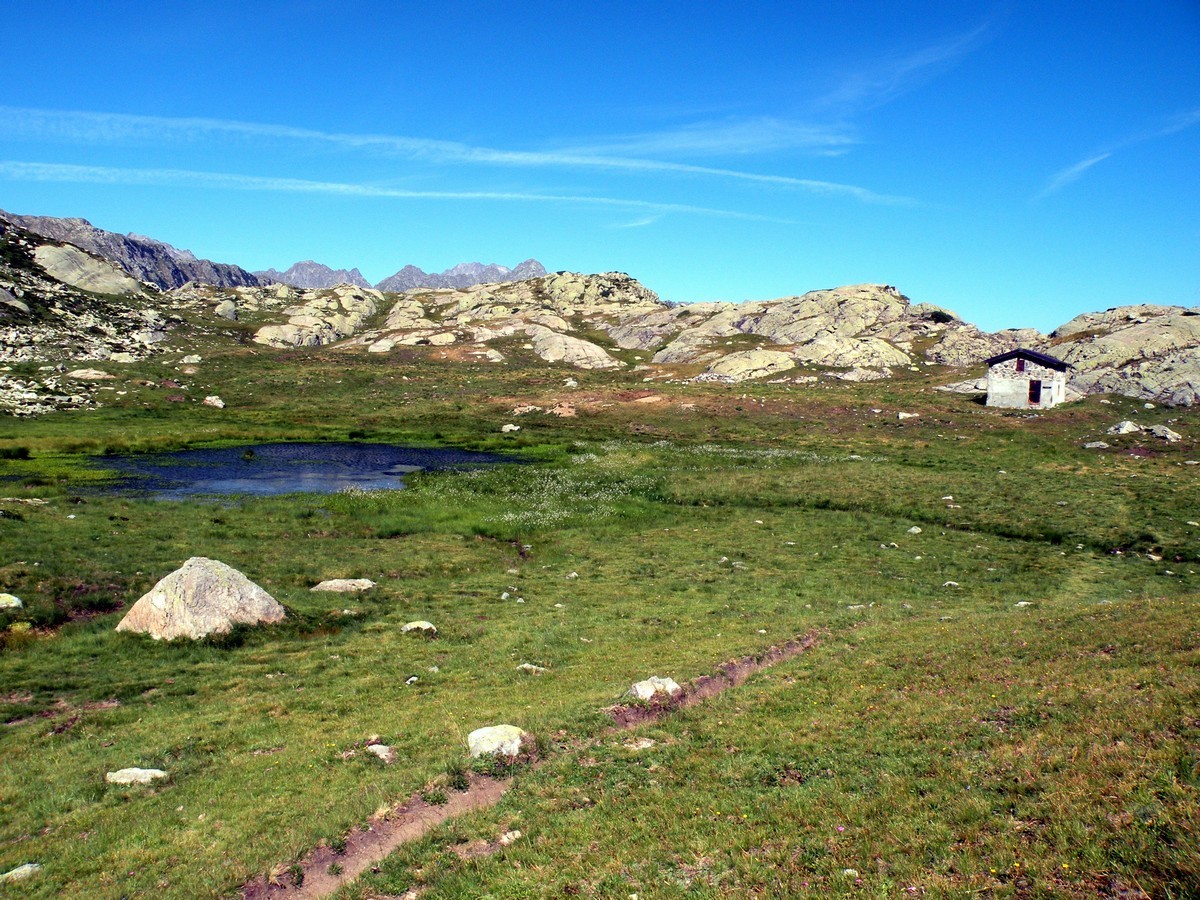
[2, 1, 1197, 331]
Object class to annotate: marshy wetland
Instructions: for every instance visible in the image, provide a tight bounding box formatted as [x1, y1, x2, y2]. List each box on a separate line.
[1, 349, 1198, 898]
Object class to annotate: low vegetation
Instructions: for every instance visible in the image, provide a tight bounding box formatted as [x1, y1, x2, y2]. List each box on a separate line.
[0, 345, 1197, 898]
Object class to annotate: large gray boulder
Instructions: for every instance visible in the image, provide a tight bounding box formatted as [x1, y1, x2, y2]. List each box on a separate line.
[115, 557, 286, 640]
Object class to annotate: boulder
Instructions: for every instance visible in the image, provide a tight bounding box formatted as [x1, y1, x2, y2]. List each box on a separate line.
[311, 578, 376, 592]
[202, 395, 225, 408]
[467, 724, 526, 758]
[105, 767, 168, 785]
[115, 557, 286, 640]
[214, 299, 237, 320]
[628, 675, 682, 701]
[0, 593, 22, 608]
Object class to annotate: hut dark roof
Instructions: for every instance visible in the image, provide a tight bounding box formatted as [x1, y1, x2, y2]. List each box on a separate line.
[984, 348, 1072, 371]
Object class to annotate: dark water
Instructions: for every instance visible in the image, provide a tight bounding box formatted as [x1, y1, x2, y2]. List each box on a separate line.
[94, 442, 512, 499]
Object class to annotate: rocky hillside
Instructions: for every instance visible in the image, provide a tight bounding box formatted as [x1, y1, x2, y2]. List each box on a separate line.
[3, 209, 1199, 413]
[1046, 305, 1200, 406]
[0, 209, 262, 291]
[0, 219, 181, 414]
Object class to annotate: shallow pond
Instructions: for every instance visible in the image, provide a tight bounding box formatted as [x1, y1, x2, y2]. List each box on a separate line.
[93, 442, 513, 498]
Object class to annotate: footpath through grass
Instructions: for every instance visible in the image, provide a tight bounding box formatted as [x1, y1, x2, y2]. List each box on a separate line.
[0, 352, 1198, 897]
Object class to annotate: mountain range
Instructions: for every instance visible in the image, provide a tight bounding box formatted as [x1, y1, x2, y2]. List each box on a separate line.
[0, 209, 545, 294]
[255, 258, 547, 291]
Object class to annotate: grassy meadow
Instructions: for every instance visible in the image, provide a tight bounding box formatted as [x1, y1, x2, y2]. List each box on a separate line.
[1, 344, 1198, 897]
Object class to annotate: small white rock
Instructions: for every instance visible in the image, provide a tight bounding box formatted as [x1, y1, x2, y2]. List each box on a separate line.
[311, 578, 376, 592]
[0, 592, 22, 609]
[500, 423, 520, 433]
[106, 767, 168, 785]
[401, 620, 437, 635]
[518, 662, 546, 675]
[0, 863, 41, 882]
[943, 581, 960, 588]
[366, 743, 396, 764]
[907, 526, 922, 535]
[202, 395, 225, 409]
[499, 829, 522, 846]
[628, 675, 682, 702]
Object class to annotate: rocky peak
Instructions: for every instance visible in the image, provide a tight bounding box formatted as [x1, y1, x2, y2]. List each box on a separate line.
[255, 260, 372, 290]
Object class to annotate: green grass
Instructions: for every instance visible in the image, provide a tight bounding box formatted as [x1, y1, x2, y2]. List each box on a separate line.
[0, 346, 1197, 897]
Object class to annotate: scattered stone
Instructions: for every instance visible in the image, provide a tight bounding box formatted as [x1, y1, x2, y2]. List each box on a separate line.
[365, 743, 396, 763]
[401, 620, 437, 635]
[0, 863, 41, 882]
[1107, 420, 1142, 435]
[498, 830, 522, 846]
[628, 675, 682, 702]
[500, 423, 520, 433]
[0, 593, 22, 608]
[405, 676, 419, 685]
[1014, 601, 1033, 608]
[467, 724, 526, 758]
[624, 737, 656, 751]
[907, 526, 922, 535]
[518, 663, 546, 675]
[214, 299, 238, 320]
[201, 395, 225, 408]
[897, 412, 919, 420]
[311, 578, 376, 592]
[180, 355, 202, 364]
[943, 581, 960, 588]
[105, 767, 168, 785]
[115, 557, 285, 640]
[1084, 441, 1110, 449]
[1149, 424, 1182, 442]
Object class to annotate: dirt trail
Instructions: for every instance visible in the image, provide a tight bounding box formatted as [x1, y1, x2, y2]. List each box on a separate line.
[241, 630, 819, 898]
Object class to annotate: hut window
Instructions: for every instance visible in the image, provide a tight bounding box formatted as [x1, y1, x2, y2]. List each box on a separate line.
[1015, 358, 1026, 373]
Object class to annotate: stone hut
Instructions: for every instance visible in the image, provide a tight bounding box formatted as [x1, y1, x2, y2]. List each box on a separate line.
[984, 349, 1071, 409]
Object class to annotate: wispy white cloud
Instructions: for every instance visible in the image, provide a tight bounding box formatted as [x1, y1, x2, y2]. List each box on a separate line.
[560, 116, 857, 158]
[0, 106, 909, 204]
[611, 214, 663, 229]
[1037, 153, 1112, 199]
[0, 160, 789, 221]
[816, 22, 993, 114]
[1037, 106, 1200, 198]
